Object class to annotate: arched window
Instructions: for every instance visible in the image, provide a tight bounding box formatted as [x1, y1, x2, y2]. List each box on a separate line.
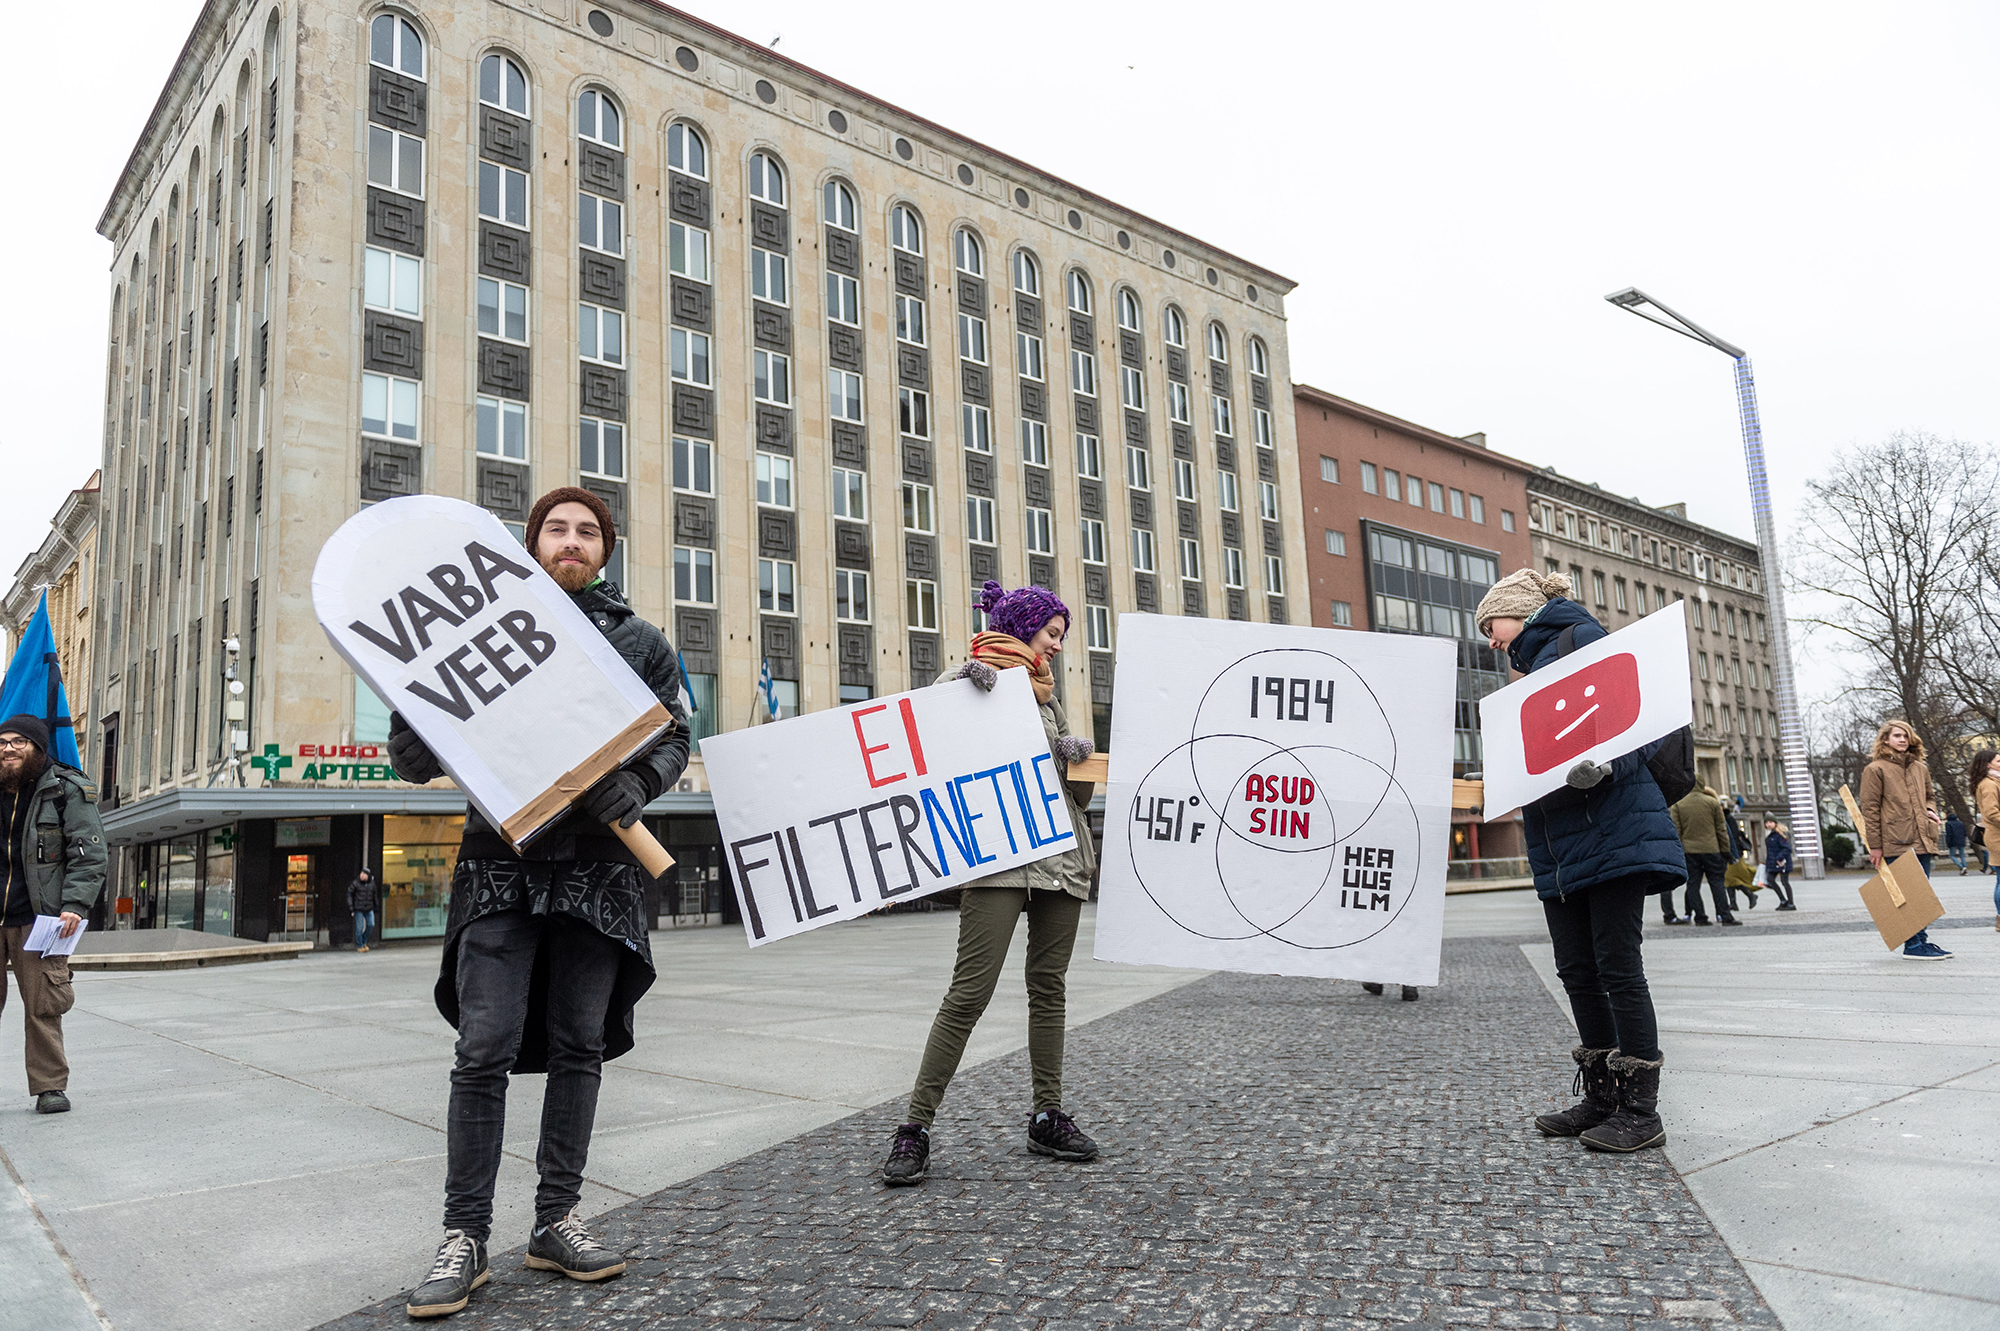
[891, 203, 922, 254]
[667, 122, 707, 179]
[1013, 249, 1040, 296]
[1164, 306, 1186, 347]
[369, 12, 424, 79]
[1248, 337, 1269, 377]
[748, 152, 785, 205]
[1206, 322, 1228, 362]
[1116, 288, 1141, 332]
[479, 54, 528, 114]
[823, 179, 857, 231]
[954, 228, 983, 276]
[577, 88, 621, 147]
[1066, 269, 1092, 314]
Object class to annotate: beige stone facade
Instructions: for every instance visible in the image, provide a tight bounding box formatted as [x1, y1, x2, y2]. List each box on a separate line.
[3, 471, 100, 753]
[91, 0, 1304, 808]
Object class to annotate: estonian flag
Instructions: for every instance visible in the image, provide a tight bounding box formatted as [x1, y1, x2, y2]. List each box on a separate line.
[0, 591, 82, 767]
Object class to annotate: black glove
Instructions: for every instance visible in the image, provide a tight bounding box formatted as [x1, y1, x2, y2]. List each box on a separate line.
[581, 770, 648, 829]
[1565, 760, 1611, 789]
[387, 713, 445, 783]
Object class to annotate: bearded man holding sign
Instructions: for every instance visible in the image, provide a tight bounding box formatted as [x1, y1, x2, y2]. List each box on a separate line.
[381, 489, 689, 1318]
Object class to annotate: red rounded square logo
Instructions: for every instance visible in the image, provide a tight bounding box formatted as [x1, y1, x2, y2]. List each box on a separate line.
[1522, 653, 1643, 775]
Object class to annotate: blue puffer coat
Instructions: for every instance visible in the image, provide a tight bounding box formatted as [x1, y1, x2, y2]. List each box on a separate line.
[1509, 599, 1688, 900]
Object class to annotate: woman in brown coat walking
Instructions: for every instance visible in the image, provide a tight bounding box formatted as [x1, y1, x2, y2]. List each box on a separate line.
[1970, 748, 2000, 930]
[1857, 720, 1951, 959]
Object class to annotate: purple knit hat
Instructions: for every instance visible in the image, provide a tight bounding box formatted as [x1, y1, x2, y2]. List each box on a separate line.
[976, 579, 1071, 644]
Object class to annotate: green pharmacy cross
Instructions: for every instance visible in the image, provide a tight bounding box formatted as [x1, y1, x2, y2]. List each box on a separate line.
[250, 743, 292, 783]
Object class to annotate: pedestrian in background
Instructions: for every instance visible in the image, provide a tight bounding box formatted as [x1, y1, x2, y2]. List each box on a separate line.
[1669, 786, 1742, 926]
[1858, 720, 1951, 960]
[348, 869, 380, 953]
[1970, 748, 2000, 931]
[1478, 570, 1680, 1154]
[1763, 820, 1796, 910]
[1944, 813, 1968, 875]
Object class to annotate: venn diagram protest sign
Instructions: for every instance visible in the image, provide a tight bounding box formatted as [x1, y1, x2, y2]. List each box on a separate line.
[311, 495, 674, 863]
[700, 669, 1074, 946]
[1477, 604, 1691, 818]
[1093, 614, 1456, 985]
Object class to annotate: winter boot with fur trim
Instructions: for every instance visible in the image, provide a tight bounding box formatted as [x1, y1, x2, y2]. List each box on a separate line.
[1534, 1045, 1617, 1137]
[1580, 1051, 1666, 1153]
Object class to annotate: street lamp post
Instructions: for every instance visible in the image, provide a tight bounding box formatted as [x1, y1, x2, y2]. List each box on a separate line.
[1604, 288, 1822, 879]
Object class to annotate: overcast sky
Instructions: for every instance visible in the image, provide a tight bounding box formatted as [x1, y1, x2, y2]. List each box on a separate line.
[6, 0, 1995, 701]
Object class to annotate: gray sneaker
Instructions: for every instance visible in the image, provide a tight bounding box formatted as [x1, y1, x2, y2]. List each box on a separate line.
[407, 1230, 488, 1319]
[525, 1211, 626, 1281]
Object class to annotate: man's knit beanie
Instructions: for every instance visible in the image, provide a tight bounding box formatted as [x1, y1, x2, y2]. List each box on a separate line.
[0, 715, 50, 753]
[977, 579, 1071, 644]
[525, 486, 617, 563]
[1473, 569, 1572, 634]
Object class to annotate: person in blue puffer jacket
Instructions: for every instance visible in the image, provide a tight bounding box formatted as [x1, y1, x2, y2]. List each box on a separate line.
[1474, 569, 1683, 1155]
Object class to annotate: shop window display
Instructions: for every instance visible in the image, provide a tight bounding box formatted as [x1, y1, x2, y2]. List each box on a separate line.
[381, 814, 463, 938]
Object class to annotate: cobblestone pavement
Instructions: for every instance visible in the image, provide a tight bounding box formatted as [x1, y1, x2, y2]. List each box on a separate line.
[321, 938, 1777, 1330]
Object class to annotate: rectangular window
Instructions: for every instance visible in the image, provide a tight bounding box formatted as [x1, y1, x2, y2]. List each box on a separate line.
[1324, 529, 1347, 556]
[668, 222, 710, 281]
[1259, 481, 1279, 521]
[1448, 488, 1465, 518]
[1070, 348, 1098, 397]
[1080, 518, 1107, 563]
[1428, 481, 1445, 512]
[1614, 578, 1628, 611]
[1501, 507, 1515, 532]
[673, 547, 715, 604]
[835, 568, 870, 623]
[1178, 537, 1201, 581]
[957, 312, 987, 363]
[832, 466, 867, 521]
[755, 452, 794, 508]
[1086, 604, 1111, 650]
[905, 578, 938, 631]
[1075, 432, 1102, 478]
[1217, 470, 1239, 512]
[896, 294, 927, 346]
[1727, 606, 1738, 636]
[1593, 571, 1607, 605]
[829, 369, 863, 422]
[1126, 446, 1152, 491]
[899, 387, 931, 439]
[1212, 394, 1234, 437]
[1017, 330, 1044, 379]
[961, 402, 992, 453]
[1120, 365, 1145, 410]
[1361, 462, 1378, 494]
[1319, 455, 1339, 484]
[964, 494, 994, 544]
[1168, 381, 1191, 424]
[473, 394, 522, 457]
[903, 483, 936, 534]
[759, 558, 797, 614]
[578, 303, 624, 366]
[1173, 458, 1198, 501]
[370, 126, 425, 197]
[1264, 555, 1285, 595]
[577, 417, 625, 479]
[1019, 418, 1049, 466]
[1025, 507, 1054, 555]
[1383, 469, 1401, 502]
[362, 372, 419, 441]
[1131, 528, 1157, 572]
[1223, 546, 1246, 588]
[671, 327, 712, 386]
[1253, 408, 1273, 447]
[1699, 652, 1710, 680]
[476, 277, 527, 343]
[365, 247, 422, 317]
[578, 193, 623, 255]
[1635, 583, 1649, 614]
[825, 271, 859, 325]
[754, 350, 792, 406]
[750, 249, 790, 305]
[672, 436, 712, 494]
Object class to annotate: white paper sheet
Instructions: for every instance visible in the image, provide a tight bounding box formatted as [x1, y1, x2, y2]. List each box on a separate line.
[25, 915, 85, 956]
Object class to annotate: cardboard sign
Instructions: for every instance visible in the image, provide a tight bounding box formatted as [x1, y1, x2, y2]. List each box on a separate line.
[311, 496, 674, 868]
[1478, 605, 1692, 817]
[1092, 614, 1456, 985]
[1838, 784, 1947, 949]
[700, 669, 1075, 946]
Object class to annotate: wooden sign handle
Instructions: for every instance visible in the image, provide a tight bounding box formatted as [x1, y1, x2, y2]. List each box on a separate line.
[613, 820, 676, 879]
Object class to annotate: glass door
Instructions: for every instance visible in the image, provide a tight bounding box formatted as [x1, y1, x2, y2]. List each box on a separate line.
[164, 838, 200, 931]
[283, 853, 316, 937]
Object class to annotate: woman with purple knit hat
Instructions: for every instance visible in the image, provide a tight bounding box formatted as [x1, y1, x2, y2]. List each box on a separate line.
[880, 580, 1101, 1186]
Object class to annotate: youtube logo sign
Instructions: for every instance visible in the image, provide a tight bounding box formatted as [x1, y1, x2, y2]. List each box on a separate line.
[1521, 653, 1643, 775]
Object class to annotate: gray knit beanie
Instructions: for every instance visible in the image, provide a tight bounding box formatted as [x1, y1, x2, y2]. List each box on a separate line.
[1474, 569, 1573, 634]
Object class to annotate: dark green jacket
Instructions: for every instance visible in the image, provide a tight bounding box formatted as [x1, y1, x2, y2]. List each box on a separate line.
[9, 763, 107, 917]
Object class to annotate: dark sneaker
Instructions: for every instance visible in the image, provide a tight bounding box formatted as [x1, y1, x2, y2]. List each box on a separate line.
[1901, 940, 1953, 960]
[525, 1211, 625, 1281]
[1665, 917, 1691, 926]
[1361, 982, 1385, 995]
[882, 1122, 930, 1186]
[407, 1230, 488, 1319]
[1719, 917, 1744, 926]
[1694, 917, 1713, 926]
[1027, 1108, 1099, 1162]
[35, 1091, 71, 1115]
[1400, 986, 1419, 1001]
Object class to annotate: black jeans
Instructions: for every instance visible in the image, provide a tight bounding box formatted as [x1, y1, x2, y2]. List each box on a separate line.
[1683, 853, 1733, 922]
[444, 909, 623, 1242]
[1542, 877, 1661, 1061]
[1767, 869, 1794, 907]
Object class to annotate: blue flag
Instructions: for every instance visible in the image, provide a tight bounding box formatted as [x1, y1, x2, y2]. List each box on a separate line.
[0, 591, 82, 767]
[676, 649, 698, 718]
[758, 658, 779, 721]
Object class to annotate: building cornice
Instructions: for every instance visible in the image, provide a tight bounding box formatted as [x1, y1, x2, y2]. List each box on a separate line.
[1526, 468, 1758, 559]
[1292, 383, 1538, 475]
[97, 0, 233, 242]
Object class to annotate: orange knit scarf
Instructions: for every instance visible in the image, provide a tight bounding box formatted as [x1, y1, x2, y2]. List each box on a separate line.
[970, 631, 1054, 704]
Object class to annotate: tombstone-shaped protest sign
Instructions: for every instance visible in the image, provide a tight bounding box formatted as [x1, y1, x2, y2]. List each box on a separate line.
[1477, 604, 1691, 817]
[311, 495, 675, 874]
[1092, 614, 1456, 985]
[700, 669, 1074, 946]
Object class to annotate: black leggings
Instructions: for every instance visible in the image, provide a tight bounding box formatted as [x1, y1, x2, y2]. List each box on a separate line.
[1542, 877, 1661, 1061]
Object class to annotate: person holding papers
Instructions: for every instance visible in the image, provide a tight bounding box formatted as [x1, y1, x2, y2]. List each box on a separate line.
[1475, 572, 1682, 1154]
[0, 714, 106, 1116]
[881, 580, 1099, 1187]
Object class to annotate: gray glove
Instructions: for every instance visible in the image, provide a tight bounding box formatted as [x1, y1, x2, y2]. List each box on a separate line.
[580, 770, 649, 829]
[950, 659, 998, 692]
[1054, 735, 1095, 765]
[1565, 760, 1611, 789]
[387, 714, 445, 783]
